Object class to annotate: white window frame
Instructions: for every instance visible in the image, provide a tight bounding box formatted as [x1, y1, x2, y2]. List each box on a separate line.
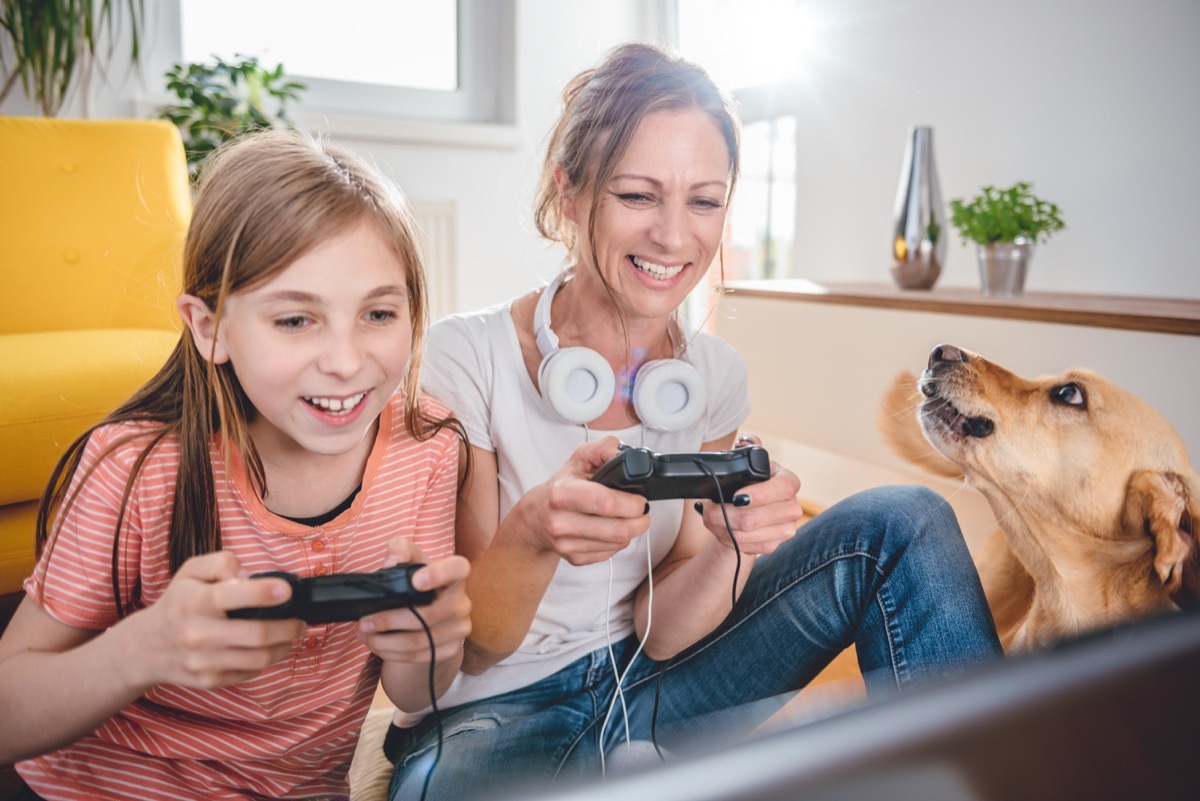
[283, 0, 514, 126]
[143, 0, 517, 147]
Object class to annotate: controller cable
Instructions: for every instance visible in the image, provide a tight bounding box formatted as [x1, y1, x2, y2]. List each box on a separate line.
[409, 607, 443, 801]
[649, 461, 742, 761]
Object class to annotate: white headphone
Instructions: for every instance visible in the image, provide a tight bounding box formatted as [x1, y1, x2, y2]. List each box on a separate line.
[533, 273, 707, 431]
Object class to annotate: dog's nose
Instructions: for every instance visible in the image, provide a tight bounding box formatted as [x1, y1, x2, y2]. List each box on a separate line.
[929, 344, 968, 368]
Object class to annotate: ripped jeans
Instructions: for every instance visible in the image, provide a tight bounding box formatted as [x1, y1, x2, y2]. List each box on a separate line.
[386, 486, 1002, 801]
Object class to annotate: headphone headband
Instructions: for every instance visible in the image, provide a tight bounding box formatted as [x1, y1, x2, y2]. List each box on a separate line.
[533, 273, 565, 359]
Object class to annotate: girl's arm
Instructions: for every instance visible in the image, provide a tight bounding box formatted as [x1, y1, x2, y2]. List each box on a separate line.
[631, 432, 804, 661]
[456, 436, 651, 674]
[0, 550, 305, 764]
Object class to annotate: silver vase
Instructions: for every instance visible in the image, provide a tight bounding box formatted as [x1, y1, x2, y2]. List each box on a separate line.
[977, 240, 1034, 296]
[890, 126, 946, 290]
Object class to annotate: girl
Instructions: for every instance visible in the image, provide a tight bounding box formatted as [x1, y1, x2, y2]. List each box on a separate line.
[387, 42, 1001, 801]
[0, 130, 471, 800]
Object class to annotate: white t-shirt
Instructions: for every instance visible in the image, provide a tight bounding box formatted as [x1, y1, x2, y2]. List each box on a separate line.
[421, 297, 752, 709]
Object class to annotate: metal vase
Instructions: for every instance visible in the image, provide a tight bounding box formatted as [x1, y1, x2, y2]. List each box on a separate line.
[890, 126, 946, 290]
[977, 240, 1034, 296]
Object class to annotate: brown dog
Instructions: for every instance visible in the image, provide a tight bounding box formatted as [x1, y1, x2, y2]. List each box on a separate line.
[880, 343, 1200, 651]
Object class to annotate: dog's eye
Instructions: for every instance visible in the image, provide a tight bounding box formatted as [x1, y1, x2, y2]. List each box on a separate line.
[1050, 383, 1086, 408]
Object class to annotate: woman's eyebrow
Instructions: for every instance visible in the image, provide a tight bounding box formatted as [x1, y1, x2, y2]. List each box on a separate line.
[609, 173, 729, 191]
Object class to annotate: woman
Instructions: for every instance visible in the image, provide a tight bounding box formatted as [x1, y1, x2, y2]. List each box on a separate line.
[388, 42, 1001, 801]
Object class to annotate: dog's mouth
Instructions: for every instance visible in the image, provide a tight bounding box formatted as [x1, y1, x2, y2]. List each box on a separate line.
[920, 378, 995, 439]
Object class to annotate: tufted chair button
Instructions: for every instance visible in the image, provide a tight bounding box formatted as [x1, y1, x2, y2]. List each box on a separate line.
[60, 161, 77, 174]
[63, 250, 81, 264]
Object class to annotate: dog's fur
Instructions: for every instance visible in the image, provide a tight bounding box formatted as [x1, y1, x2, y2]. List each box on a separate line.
[880, 344, 1200, 651]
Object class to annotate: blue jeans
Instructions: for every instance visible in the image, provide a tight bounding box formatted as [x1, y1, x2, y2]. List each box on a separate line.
[388, 486, 1002, 801]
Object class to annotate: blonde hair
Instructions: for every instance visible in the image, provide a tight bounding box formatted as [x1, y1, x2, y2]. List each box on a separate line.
[38, 130, 460, 613]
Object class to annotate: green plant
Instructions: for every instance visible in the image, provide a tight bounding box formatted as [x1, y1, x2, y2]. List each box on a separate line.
[158, 54, 307, 181]
[948, 182, 1065, 246]
[0, 0, 145, 116]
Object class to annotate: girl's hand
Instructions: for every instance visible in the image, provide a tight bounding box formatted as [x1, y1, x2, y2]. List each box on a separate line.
[518, 436, 651, 566]
[359, 540, 471, 666]
[137, 551, 306, 690]
[694, 434, 803, 556]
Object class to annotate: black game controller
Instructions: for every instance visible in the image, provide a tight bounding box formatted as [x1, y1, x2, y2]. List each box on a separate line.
[228, 563, 434, 624]
[591, 444, 771, 502]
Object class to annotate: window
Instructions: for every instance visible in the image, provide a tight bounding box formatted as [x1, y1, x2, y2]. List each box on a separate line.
[676, 0, 810, 280]
[178, 0, 513, 126]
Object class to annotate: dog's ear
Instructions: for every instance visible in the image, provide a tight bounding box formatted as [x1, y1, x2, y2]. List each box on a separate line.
[1124, 470, 1200, 608]
[878, 371, 961, 478]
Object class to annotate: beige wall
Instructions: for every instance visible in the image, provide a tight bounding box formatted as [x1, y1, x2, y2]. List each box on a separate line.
[714, 292, 1200, 552]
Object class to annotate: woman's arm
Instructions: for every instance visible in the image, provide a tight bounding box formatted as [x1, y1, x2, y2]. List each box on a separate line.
[0, 552, 305, 764]
[632, 433, 803, 660]
[456, 437, 651, 674]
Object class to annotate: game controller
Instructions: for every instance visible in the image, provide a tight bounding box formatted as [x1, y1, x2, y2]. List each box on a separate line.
[591, 444, 772, 502]
[228, 563, 434, 624]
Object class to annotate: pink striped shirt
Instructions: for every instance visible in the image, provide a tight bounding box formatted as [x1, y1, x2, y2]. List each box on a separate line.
[19, 394, 459, 800]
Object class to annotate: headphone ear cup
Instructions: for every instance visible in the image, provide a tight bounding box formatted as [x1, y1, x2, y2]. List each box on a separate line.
[632, 359, 707, 431]
[538, 347, 616, 425]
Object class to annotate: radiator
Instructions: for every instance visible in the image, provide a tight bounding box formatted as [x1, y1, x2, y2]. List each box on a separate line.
[410, 199, 457, 323]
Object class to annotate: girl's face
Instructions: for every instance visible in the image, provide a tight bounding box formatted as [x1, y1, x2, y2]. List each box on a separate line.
[187, 219, 412, 463]
[569, 108, 731, 322]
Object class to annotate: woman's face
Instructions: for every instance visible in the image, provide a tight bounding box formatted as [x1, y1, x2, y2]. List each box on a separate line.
[570, 108, 732, 323]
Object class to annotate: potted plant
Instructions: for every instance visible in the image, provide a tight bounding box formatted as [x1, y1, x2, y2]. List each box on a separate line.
[0, 0, 144, 116]
[949, 182, 1065, 296]
[158, 54, 307, 181]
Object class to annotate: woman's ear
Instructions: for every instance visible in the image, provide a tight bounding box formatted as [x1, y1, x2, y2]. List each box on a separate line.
[177, 294, 230, 364]
[554, 164, 578, 224]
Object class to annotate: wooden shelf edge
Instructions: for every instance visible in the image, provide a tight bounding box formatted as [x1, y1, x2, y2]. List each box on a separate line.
[723, 280, 1200, 337]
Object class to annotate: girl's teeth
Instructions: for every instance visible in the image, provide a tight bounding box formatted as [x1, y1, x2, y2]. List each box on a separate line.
[306, 393, 366, 414]
[632, 256, 685, 279]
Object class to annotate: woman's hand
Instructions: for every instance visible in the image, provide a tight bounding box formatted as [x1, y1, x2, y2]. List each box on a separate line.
[693, 433, 803, 556]
[516, 435, 651, 566]
[136, 550, 306, 690]
[360, 539, 471, 667]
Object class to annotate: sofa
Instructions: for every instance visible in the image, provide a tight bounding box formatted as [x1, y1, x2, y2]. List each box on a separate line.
[0, 117, 190, 604]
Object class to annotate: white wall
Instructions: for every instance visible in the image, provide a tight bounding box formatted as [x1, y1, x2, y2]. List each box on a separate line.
[780, 0, 1200, 299]
[5, 1, 1196, 307]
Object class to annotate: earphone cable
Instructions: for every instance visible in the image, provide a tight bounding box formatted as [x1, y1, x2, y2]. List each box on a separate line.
[598, 523, 655, 775]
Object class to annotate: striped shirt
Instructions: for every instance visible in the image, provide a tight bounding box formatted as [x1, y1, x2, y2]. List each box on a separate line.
[18, 394, 459, 801]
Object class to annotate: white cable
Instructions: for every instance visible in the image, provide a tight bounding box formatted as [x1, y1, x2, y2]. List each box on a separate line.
[598, 523, 654, 774]
[599, 558, 626, 777]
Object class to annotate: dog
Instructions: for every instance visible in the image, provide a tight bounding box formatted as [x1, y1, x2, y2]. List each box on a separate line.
[880, 343, 1200, 652]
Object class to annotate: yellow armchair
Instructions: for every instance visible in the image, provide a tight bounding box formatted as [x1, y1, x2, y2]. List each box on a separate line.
[0, 117, 190, 599]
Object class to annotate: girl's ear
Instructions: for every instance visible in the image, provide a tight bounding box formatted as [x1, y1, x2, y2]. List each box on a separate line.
[177, 294, 230, 364]
[554, 164, 578, 224]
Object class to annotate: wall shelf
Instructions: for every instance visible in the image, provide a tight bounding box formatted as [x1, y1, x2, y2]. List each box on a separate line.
[724, 280, 1200, 337]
